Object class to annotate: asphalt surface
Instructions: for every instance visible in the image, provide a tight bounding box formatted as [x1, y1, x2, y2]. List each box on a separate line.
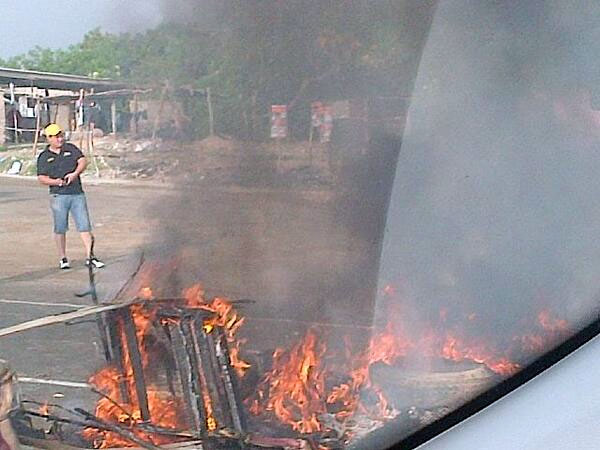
[0, 173, 379, 424]
[0, 175, 162, 412]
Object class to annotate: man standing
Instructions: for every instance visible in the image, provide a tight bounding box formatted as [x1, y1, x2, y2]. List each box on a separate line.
[36, 123, 105, 269]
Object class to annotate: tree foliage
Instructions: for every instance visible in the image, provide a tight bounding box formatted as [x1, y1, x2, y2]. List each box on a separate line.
[0, 1, 437, 140]
[0, 29, 127, 78]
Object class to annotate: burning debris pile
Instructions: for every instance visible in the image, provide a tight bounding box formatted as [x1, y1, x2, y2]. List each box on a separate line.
[79, 285, 253, 449]
[12, 261, 571, 449]
[242, 296, 570, 445]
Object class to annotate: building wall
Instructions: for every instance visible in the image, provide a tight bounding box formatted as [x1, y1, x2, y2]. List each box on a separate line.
[55, 104, 72, 132]
[130, 99, 188, 137]
[0, 90, 5, 145]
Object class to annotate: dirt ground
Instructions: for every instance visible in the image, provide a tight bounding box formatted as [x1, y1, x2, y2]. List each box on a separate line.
[0, 135, 388, 428]
[0, 134, 334, 188]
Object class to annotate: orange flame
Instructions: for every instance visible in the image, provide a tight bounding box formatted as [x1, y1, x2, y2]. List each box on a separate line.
[249, 330, 328, 433]
[248, 303, 571, 432]
[83, 311, 188, 449]
[183, 286, 251, 377]
[440, 334, 520, 376]
[84, 284, 250, 447]
[326, 321, 412, 420]
[85, 271, 571, 446]
[538, 310, 569, 333]
[39, 402, 50, 416]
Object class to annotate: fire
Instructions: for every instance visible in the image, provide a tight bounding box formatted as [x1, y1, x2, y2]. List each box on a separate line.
[538, 310, 569, 333]
[440, 334, 520, 376]
[248, 330, 328, 433]
[248, 303, 570, 434]
[364, 321, 413, 366]
[84, 333, 187, 448]
[248, 322, 411, 431]
[511, 309, 570, 357]
[84, 282, 250, 448]
[39, 402, 50, 416]
[83, 265, 571, 447]
[327, 322, 412, 418]
[183, 285, 251, 377]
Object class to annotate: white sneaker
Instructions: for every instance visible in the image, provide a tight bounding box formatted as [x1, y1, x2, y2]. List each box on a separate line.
[85, 257, 105, 269]
[59, 258, 70, 269]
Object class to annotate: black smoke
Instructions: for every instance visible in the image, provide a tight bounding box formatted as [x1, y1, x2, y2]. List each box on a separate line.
[376, 0, 600, 338]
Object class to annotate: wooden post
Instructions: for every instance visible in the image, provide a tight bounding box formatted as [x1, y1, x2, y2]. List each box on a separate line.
[308, 125, 314, 167]
[87, 124, 92, 150]
[276, 138, 282, 173]
[32, 98, 42, 156]
[111, 100, 117, 136]
[206, 87, 215, 136]
[89, 125, 101, 177]
[9, 83, 19, 144]
[78, 89, 85, 148]
[13, 112, 19, 144]
[120, 308, 151, 422]
[132, 93, 139, 137]
[250, 91, 258, 141]
[0, 88, 5, 146]
[77, 89, 84, 130]
[46, 97, 52, 124]
[151, 82, 168, 141]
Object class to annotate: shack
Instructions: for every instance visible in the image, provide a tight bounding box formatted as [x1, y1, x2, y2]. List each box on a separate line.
[0, 67, 128, 146]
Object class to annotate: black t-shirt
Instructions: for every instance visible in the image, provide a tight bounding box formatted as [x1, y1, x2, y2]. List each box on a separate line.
[37, 143, 85, 194]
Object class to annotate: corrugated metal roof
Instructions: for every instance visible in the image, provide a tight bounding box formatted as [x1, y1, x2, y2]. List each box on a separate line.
[0, 66, 127, 91]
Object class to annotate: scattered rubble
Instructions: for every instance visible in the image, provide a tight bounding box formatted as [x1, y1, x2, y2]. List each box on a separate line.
[0, 135, 334, 189]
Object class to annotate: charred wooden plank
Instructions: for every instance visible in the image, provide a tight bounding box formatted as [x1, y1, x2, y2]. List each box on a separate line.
[167, 318, 209, 443]
[189, 319, 226, 429]
[106, 310, 131, 404]
[160, 322, 178, 397]
[21, 409, 161, 450]
[213, 327, 246, 434]
[75, 408, 161, 450]
[121, 307, 151, 422]
[0, 300, 143, 338]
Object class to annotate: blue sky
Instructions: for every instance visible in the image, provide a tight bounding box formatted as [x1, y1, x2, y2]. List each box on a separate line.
[0, 0, 162, 58]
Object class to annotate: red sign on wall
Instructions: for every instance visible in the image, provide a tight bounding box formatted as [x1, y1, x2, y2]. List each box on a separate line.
[320, 105, 333, 143]
[270, 105, 288, 139]
[311, 102, 333, 143]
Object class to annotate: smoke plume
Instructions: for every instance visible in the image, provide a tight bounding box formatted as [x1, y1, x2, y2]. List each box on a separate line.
[376, 0, 600, 338]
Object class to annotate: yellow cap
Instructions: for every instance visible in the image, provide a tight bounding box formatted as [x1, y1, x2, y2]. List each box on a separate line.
[44, 123, 63, 137]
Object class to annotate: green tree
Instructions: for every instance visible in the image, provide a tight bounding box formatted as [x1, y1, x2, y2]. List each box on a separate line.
[0, 28, 128, 78]
[0, 1, 437, 140]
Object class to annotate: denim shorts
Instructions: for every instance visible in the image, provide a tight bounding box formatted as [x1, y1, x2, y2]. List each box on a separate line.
[50, 194, 92, 234]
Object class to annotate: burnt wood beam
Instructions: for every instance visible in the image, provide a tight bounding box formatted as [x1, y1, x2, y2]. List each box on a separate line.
[190, 319, 227, 428]
[168, 318, 210, 445]
[214, 327, 246, 434]
[106, 311, 131, 404]
[121, 308, 151, 422]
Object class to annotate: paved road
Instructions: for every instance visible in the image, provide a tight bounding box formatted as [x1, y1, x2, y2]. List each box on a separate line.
[0, 175, 163, 409]
[0, 174, 379, 419]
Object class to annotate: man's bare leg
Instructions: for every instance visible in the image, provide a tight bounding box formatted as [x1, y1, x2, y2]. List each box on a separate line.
[54, 233, 66, 259]
[80, 231, 94, 258]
